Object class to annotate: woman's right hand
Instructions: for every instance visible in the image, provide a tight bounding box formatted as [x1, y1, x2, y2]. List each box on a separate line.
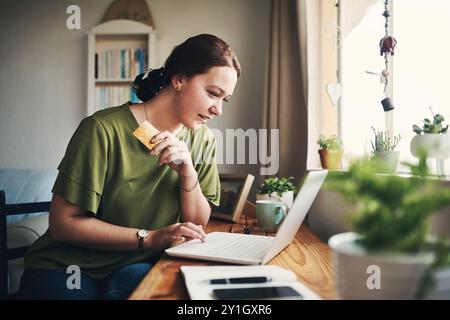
[145, 222, 207, 251]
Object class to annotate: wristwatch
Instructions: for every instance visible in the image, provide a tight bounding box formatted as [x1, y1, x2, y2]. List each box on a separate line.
[137, 229, 150, 253]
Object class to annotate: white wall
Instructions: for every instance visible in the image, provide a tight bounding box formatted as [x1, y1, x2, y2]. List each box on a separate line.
[0, 0, 270, 183]
[0, 0, 112, 169]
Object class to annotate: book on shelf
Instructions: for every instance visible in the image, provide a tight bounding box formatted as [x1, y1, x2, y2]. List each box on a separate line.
[95, 86, 139, 109]
[95, 53, 98, 79]
[95, 48, 147, 80]
[180, 265, 321, 300]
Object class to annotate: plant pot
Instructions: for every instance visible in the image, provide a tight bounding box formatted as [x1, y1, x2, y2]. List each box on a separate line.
[318, 149, 343, 170]
[410, 134, 450, 175]
[256, 191, 294, 210]
[410, 134, 450, 158]
[328, 232, 450, 300]
[372, 151, 400, 174]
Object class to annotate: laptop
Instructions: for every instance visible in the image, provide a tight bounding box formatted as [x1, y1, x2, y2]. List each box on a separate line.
[165, 170, 328, 265]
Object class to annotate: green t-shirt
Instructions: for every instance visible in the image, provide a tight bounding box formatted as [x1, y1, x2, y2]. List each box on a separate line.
[24, 102, 220, 279]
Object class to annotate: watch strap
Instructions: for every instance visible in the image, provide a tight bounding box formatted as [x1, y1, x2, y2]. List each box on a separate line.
[138, 235, 144, 252]
[137, 230, 149, 253]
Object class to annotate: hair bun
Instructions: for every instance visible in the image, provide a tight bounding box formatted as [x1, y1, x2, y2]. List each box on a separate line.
[132, 67, 166, 102]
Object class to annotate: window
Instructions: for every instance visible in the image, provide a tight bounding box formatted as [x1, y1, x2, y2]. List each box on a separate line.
[340, 0, 450, 175]
[341, 1, 386, 161]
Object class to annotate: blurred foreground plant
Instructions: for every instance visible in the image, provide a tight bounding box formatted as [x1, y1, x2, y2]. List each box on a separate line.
[325, 153, 450, 252]
[325, 153, 450, 298]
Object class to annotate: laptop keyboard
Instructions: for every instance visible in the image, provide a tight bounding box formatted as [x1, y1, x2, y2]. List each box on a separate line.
[203, 233, 274, 261]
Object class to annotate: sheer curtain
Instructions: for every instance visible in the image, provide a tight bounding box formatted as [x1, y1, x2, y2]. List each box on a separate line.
[299, 0, 321, 170]
[341, 0, 378, 39]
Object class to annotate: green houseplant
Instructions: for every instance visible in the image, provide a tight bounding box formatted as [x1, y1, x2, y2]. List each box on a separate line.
[317, 135, 344, 170]
[411, 107, 450, 176]
[412, 108, 448, 134]
[326, 154, 450, 299]
[256, 177, 297, 209]
[370, 127, 401, 173]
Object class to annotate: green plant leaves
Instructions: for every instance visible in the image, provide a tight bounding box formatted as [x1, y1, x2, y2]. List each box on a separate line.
[413, 109, 448, 134]
[413, 124, 423, 134]
[257, 176, 297, 197]
[325, 155, 450, 254]
[317, 135, 343, 151]
[370, 127, 401, 153]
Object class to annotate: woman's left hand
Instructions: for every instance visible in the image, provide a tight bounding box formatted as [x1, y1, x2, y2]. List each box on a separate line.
[149, 131, 196, 177]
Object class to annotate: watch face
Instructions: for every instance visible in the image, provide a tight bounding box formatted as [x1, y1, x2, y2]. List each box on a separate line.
[138, 229, 149, 238]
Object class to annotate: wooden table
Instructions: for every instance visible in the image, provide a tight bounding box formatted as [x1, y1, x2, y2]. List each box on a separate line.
[129, 202, 336, 300]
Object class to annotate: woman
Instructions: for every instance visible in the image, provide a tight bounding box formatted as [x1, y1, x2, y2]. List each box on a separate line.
[20, 34, 241, 299]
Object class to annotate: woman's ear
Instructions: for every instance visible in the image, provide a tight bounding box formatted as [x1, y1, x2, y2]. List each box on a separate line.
[171, 74, 185, 91]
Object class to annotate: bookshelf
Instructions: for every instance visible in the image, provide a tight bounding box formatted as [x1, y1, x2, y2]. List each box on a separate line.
[87, 19, 158, 116]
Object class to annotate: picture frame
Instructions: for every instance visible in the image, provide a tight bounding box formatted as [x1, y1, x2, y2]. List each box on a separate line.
[211, 173, 255, 222]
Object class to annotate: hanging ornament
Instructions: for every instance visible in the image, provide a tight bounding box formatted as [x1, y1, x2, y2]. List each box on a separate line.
[365, 0, 397, 96]
[379, 0, 396, 110]
[326, 82, 343, 107]
[379, 35, 397, 56]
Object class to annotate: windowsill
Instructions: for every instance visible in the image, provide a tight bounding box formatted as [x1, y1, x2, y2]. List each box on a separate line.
[308, 167, 450, 181]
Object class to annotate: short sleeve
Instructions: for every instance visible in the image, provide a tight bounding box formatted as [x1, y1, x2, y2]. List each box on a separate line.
[52, 116, 108, 214]
[195, 132, 221, 206]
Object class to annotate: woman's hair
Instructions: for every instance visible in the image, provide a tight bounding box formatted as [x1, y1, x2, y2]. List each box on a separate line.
[133, 34, 241, 102]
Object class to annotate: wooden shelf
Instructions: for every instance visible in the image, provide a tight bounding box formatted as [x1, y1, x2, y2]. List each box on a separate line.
[95, 78, 135, 83]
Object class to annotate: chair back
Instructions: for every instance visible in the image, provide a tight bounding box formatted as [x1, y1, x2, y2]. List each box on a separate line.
[0, 190, 50, 297]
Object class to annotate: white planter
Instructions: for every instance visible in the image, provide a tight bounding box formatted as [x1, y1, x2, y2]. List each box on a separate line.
[410, 134, 450, 158]
[373, 151, 400, 173]
[410, 134, 450, 175]
[328, 232, 450, 300]
[256, 191, 294, 210]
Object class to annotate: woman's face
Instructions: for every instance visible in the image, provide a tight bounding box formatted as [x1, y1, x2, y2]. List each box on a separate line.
[175, 66, 238, 129]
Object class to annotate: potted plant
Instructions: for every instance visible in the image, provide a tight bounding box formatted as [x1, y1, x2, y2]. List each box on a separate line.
[411, 107, 450, 176]
[412, 108, 448, 135]
[370, 127, 401, 174]
[317, 135, 344, 170]
[256, 177, 297, 209]
[326, 155, 450, 299]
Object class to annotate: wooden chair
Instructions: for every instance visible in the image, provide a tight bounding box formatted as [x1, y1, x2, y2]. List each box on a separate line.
[0, 190, 50, 297]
